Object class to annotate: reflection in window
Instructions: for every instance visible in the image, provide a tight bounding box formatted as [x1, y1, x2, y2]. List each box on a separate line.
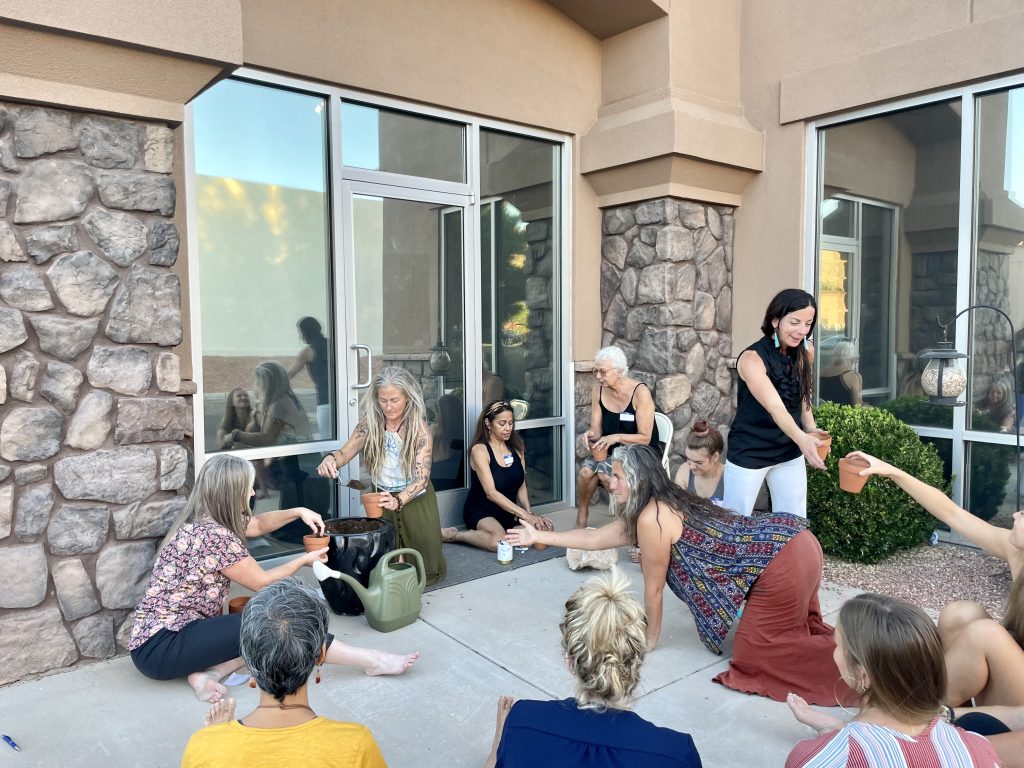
[342, 102, 465, 182]
[817, 101, 961, 412]
[480, 130, 560, 420]
[522, 426, 563, 506]
[967, 442, 1014, 528]
[969, 87, 1024, 434]
[193, 79, 334, 451]
[246, 450, 339, 557]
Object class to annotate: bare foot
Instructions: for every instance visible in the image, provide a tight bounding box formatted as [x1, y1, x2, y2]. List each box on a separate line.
[441, 527, 459, 543]
[365, 650, 421, 676]
[188, 671, 228, 704]
[786, 692, 844, 733]
[204, 697, 236, 726]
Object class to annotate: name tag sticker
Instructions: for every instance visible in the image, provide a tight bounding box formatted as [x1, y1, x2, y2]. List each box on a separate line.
[503, 454, 514, 467]
[620, 412, 636, 422]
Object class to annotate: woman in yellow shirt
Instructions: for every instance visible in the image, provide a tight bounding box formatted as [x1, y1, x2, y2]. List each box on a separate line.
[181, 578, 387, 768]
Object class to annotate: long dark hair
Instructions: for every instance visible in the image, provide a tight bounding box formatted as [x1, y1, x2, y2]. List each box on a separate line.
[471, 400, 524, 455]
[297, 316, 326, 344]
[612, 445, 729, 546]
[760, 288, 816, 405]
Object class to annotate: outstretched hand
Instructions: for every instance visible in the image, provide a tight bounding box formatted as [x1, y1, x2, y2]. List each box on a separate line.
[799, 432, 827, 470]
[845, 450, 898, 479]
[505, 519, 535, 547]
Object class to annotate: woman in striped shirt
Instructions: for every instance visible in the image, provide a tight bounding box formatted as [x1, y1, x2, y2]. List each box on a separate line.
[786, 593, 1000, 768]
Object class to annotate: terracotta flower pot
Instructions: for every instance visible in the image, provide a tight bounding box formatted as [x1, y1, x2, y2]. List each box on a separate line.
[533, 542, 547, 551]
[228, 595, 250, 614]
[591, 443, 608, 462]
[816, 435, 833, 461]
[304, 534, 329, 553]
[838, 456, 870, 493]
[361, 492, 384, 518]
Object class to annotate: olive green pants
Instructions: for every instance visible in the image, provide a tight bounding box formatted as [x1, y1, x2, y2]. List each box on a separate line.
[382, 482, 446, 586]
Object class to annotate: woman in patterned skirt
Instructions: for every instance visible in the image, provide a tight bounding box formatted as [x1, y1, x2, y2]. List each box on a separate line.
[507, 444, 856, 706]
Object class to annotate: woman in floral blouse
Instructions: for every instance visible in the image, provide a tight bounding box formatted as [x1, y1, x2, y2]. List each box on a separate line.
[128, 454, 419, 703]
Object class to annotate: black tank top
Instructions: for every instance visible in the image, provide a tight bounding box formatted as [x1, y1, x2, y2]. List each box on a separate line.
[599, 384, 657, 451]
[819, 372, 854, 405]
[727, 335, 804, 469]
[305, 336, 330, 406]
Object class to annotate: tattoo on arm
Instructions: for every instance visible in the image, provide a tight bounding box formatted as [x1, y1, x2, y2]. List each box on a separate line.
[353, 422, 369, 439]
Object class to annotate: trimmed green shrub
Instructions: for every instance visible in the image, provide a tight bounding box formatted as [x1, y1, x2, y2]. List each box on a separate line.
[879, 395, 1009, 521]
[808, 402, 948, 564]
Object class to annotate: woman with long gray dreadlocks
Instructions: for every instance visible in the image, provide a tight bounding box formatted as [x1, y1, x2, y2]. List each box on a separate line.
[507, 444, 857, 707]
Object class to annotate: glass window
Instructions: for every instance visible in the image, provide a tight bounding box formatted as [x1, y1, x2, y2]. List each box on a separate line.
[966, 441, 1016, 528]
[968, 87, 1024, 434]
[193, 79, 334, 451]
[816, 100, 962, 413]
[480, 129, 560, 420]
[521, 426, 564, 506]
[247, 450, 339, 556]
[342, 102, 465, 182]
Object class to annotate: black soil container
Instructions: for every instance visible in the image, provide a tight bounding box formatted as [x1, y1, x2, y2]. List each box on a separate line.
[320, 517, 396, 615]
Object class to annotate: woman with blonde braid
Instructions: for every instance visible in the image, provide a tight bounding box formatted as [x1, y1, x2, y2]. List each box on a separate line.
[485, 569, 702, 768]
[317, 367, 445, 585]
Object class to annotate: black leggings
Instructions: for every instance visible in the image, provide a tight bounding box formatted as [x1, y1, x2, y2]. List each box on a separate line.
[131, 615, 335, 680]
[954, 712, 1011, 737]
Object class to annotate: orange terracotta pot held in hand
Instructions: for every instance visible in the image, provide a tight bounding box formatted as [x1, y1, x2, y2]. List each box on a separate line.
[838, 456, 870, 493]
[361, 493, 384, 518]
[815, 435, 832, 461]
[304, 534, 329, 553]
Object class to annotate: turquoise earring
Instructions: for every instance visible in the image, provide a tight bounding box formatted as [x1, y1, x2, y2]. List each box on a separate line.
[773, 331, 780, 349]
[803, 337, 810, 350]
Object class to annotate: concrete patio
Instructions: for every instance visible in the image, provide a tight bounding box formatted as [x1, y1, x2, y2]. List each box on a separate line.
[0, 507, 860, 767]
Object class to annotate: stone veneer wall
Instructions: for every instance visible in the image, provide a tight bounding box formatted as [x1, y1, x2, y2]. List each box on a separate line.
[0, 104, 190, 684]
[582, 198, 735, 475]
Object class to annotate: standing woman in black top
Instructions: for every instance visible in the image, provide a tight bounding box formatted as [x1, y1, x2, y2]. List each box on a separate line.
[288, 316, 331, 439]
[722, 289, 828, 517]
[441, 400, 553, 551]
[576, 346, 657, 528]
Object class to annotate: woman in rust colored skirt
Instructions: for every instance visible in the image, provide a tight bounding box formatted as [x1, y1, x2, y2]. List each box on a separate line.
[507, 444, 857, 707]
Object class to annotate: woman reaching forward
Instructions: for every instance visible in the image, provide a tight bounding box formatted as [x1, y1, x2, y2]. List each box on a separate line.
[128, 454, 418, 704]
[508, 444, 856, 706]
[845, 450, 1024, 708]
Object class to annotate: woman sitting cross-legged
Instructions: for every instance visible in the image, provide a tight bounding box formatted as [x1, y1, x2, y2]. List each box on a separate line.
[507, 444, 857, 706]
[845, 451, 1024, 707]
[182, 578, 387, 768]
[128, 454, 418, 704]
[441, 400, 553, 551]
[786, 592, 1001, 768]
[484, 568, 702, 768]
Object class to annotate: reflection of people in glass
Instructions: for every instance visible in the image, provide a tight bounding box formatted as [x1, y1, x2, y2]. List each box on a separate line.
[577, 346, 656, 529]
[976, 374, 1016, 432]
[818, 340, 863, 406]
[231, 361, 313, 448]
[483, 364, 505, 405]
[216, 388, 254, 450]
[431, 393, 464, 490]
[316, 367, 446, 585]
[288, 317, 331, 439]
[441, 400, 553, 552]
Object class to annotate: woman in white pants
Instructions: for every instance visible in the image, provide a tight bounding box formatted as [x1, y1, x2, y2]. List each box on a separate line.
[723, 289, 828, 517]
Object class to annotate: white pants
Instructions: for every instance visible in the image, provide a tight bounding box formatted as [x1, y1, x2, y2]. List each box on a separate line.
[722, 455, 807, 517]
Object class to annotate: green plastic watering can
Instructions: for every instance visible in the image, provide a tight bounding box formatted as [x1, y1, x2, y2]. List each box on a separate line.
[316, 549, 425, 632]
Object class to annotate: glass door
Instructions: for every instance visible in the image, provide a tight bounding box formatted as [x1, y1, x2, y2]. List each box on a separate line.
[340, 182, 471, 521]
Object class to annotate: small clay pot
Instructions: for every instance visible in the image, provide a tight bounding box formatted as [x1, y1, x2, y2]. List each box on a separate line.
[533, 542, 547, 551]
[361, 492, 383, 518]
[304, 534, 329, 553]
[228, 595, 250, 614]
[591, 443, 609, 462]
[816, 435, 833, 461]
[838, 456, 870, 493]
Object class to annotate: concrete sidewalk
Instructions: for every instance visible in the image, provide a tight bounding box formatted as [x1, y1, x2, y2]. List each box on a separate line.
[0, 507, 859, 767]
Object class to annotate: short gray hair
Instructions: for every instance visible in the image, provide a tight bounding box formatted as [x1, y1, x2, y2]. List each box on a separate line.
[594, 346, 628, 375]
[829, 340, 858, 366]
[240, 578, 329, 703]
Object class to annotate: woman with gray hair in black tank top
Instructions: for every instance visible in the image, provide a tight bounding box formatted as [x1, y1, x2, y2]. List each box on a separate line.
[577, 346, 657, 528]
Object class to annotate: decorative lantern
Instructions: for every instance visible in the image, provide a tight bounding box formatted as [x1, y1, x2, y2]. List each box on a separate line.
[919, 341, 968, 405]
[429, 326, 451, 374]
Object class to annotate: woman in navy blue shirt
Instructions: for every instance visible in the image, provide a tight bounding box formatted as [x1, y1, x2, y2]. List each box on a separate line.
[484, 569, 702, 768]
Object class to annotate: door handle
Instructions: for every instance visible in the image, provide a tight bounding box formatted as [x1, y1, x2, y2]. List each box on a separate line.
[351, 344, 372, 388]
